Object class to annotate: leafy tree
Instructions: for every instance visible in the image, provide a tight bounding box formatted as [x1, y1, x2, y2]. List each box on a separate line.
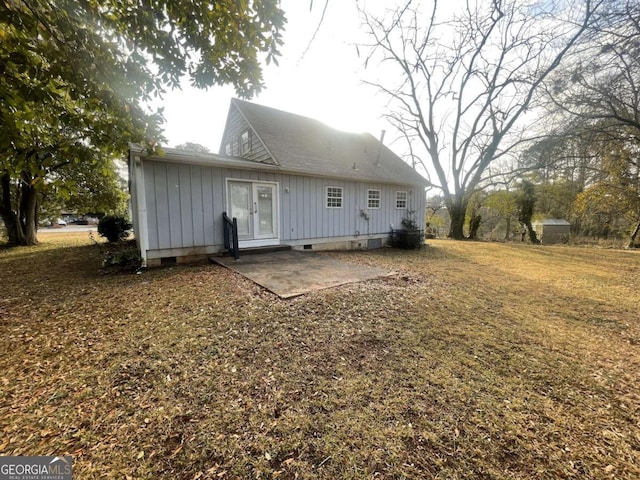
[173, 143, 211, 153]
[484, 189, 518, 241]
[54, 161, 129, 216]
[515, 180, 540, 244]
[35, 160, 127, 225]
[360, 0, 601, 239]
[573, 138, 640, 247]
[0, 0, 285, 245]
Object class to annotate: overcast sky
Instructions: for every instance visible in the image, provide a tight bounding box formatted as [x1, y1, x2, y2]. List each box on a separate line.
[156, 0, 394, 154]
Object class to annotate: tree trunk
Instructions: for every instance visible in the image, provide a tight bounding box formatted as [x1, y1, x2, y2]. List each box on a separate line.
[0, 171, 38, 246]
[0, 173, 23, 245]
[504, 216, 511, 241]
[19, 172, 38, 245]
[22, 185, 38, 245]
[627, 220, 640, 249]
[468, 213, 481, 240]
[525, 221, 540, 244]
[1, 210, 23, 246]
[447, 199, 468, 239]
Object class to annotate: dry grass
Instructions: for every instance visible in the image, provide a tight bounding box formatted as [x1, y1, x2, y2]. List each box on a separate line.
[1, 234, 639, 479]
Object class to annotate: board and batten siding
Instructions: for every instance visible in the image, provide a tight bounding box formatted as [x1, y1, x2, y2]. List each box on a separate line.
[220, 105, 272, 163]
[142, 160, 425, 256]
[279, 179, 424, 241]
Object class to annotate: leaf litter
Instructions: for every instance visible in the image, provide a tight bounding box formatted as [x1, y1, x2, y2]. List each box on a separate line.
[1, 234, 639, 478]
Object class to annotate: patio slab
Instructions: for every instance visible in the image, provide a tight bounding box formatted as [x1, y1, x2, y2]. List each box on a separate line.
[212, 250, 394, 298]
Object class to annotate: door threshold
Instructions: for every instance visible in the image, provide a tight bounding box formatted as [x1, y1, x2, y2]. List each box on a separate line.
[239, 245, 292, 255]
[238, 238, 281, 249]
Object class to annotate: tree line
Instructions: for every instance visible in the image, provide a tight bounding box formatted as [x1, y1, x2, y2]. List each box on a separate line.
[362, 0, 639, 247]
[2, 0, 638, 248]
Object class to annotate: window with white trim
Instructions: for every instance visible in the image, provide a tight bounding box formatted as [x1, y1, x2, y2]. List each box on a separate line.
[367, 189, 381, 209]
[326, 186, 343, 208]
[240, 130, 251, 154]
[396, 191, 408, 209]
[225, 143, 232, 156]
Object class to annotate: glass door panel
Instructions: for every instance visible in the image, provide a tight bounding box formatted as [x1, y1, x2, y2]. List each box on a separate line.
[256, 185, 275, 237]
[229, 182, 252, 238]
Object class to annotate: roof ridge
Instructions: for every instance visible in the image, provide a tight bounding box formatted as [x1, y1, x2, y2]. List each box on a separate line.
[227, 98, 428, 187]
[232, 98, 369, 136]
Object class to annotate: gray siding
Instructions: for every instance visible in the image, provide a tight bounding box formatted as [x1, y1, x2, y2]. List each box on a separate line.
[143, 160, 426, 253]
[220, 105, 272, 163]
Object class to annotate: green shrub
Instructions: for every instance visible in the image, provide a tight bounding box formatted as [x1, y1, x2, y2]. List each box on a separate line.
[98, 215, 132, 243]
[101, 248, 141, 269]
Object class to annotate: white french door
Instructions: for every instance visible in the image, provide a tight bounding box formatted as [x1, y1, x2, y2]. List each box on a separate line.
[227, 181, 279, 245]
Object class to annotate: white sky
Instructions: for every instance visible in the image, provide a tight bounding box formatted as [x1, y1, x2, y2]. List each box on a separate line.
[156, 0, 394, 154]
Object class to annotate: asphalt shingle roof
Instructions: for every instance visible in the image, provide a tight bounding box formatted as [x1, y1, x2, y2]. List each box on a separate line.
[233, 99, 428, 187]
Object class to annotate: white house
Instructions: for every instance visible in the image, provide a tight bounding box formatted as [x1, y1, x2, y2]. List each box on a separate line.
[129, 99, 428, 267]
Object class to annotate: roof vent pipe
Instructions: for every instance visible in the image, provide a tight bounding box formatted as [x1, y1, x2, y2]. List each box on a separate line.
[375, 130, 386, 166]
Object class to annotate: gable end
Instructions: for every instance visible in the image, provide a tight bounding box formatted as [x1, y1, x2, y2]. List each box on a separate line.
[219, 100, 276, 165]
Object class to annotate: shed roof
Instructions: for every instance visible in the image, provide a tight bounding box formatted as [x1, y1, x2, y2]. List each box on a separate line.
[533, 219, 571, 226]
[227, 99, 428, 187]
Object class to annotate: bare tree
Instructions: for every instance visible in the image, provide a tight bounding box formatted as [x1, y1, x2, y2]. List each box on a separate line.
[548, 0, 640, 138]
[545, 0, 640, 246]
[360, 0, 601, 239]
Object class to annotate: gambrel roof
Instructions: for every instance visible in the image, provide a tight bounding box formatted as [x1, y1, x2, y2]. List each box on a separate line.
[219, 99, 428, 187]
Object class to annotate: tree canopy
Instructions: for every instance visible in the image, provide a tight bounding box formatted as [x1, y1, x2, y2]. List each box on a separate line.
[0, 0, 286, 245]
[174, 142, 211, 153]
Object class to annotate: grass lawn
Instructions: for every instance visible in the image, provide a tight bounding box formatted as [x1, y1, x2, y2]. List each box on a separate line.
[1, 234, 639, 479]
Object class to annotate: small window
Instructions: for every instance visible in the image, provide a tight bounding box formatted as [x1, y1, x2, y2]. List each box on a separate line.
[240, 130, 251, 154]
[225, 143, 232, 156]
[368, 189, 381, 209]
[396, 191, 408, 209]
[326, 186, 343, 208]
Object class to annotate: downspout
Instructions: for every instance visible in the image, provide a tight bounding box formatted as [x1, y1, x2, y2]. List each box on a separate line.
[132, 152, 150, 268]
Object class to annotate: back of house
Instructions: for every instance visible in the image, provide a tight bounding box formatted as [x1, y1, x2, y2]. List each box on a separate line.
[129, 99, 428, 266]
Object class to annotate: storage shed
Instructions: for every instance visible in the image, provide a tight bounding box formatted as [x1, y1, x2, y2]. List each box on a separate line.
[129, 99, 428, 267]
[532, 219, 571, 244]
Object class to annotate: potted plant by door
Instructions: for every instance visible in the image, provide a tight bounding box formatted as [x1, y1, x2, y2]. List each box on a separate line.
[395, 212, 423, 249]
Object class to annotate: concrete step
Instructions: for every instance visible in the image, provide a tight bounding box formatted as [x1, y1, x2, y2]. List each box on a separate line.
[209, 244, 291, 263]
[238, 245, 292, 255]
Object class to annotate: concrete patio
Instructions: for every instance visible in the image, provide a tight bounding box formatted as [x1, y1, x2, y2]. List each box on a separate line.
[211, 250, 394, 298]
